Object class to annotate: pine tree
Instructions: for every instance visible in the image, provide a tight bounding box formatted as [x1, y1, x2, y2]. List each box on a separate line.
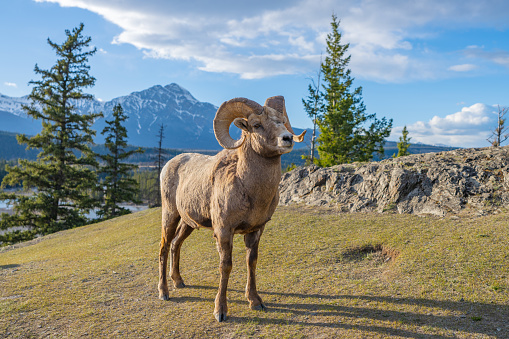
[396, 126, 411, 157]
[97, 104, 144, 220]
[315, 15, 392, 167]
[0, 24, 101, 244]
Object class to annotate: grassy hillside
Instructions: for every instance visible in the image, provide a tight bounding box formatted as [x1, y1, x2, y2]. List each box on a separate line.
[1, 207, 508, 338]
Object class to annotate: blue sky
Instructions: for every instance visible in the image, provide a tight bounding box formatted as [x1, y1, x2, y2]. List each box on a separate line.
[1, 0, 509, 148]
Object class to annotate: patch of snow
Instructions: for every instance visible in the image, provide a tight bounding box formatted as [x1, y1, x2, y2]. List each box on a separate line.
[149, 114, 158, 127]
[0, 94, 31, 116]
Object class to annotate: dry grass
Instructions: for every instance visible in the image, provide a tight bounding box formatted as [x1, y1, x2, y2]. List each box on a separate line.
[1, 206, 508, 338]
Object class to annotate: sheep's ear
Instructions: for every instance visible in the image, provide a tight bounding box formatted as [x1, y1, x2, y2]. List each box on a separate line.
[233, 118, 249, 132]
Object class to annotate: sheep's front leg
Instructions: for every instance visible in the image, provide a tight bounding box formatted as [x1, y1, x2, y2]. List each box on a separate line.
[244, 228, 266, 311]
[170, 222, 193, 288]
[214, 229, 234, 322]
[158, 211, 181, 300]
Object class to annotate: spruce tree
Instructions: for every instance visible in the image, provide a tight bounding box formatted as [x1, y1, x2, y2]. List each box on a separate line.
[396, 126, 411, 157]
[0, 24, 101, 244]
[315, 15, 393, 166]
[97, 104, 144, 220]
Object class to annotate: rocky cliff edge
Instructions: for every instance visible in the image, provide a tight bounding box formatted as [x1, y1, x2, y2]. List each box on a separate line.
[279, 146, 509, 217]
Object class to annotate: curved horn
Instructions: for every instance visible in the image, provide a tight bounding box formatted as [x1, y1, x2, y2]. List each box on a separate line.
[213, 97, 263, 149]
[264, 96, 306, 143]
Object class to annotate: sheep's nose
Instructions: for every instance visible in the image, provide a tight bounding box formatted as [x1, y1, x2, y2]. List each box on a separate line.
[282, 135, 292, 143]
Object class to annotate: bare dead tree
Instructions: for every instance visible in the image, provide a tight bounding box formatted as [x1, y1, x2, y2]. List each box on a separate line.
[487, 105, 509, 147]
[152, 124, 168, 207]
[310, 70, 321, 163]
[302, 56, 322, 163]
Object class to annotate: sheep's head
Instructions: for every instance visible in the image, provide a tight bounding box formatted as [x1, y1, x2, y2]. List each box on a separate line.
[213, 96, 306, 156]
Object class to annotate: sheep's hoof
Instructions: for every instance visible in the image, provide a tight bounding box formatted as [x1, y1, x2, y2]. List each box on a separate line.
[159, 294, 170, 301]
[174, 281, 186, 289]
[251, 303, 267, 311]
[214, 312, 228, 322]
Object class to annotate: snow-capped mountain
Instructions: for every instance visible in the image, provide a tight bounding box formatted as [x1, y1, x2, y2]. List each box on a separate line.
[0, 83, 312, 150]
[0, 94, 42, 136]
[0, 83, 221, 150]
[0, 93, 31, 116]
[92, 83, 220, 149]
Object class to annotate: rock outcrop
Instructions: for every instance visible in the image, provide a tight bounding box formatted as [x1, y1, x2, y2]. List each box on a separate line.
[279, 146, 509, 216]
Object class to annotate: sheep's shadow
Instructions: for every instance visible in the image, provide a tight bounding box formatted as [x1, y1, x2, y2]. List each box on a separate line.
[172, 285, 508, 338]
[0, 264, 20, 269]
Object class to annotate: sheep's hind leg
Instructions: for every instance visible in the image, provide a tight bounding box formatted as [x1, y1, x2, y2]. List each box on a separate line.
[170, 221, 194, 289]
[244, 228, 266, 311]
[214, 229, 234, 322]
[158, 210, 180, 301]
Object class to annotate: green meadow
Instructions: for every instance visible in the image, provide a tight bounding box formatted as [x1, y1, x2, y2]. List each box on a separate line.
[1, 206, 508, 338]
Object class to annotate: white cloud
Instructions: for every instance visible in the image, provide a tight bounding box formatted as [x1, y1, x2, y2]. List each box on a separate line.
[398, 103, 499, 147]
[493, 55, 509, 67]
[4, 82, 17, 88]
[36, 0, 509, 81]
[463, 46, 509, 68]
[448, 64, 477, 72]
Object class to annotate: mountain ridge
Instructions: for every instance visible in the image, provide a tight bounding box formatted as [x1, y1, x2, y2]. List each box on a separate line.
[0, 83, 454, 152]
[0, 83, 222, 149]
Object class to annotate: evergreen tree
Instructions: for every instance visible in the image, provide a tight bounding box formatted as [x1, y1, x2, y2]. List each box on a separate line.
[396, 126, 411, 157]
[315, 15, 392, 166]
[0, 24, 101, 244]
[0, 160, 19, 188]
[97, 104, 144, 220]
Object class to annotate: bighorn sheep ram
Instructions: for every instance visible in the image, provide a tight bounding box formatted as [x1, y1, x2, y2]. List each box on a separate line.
[158, 96, 305, 322]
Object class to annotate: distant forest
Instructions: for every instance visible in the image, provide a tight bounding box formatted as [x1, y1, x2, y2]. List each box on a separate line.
[0, 130, 217, 163]
[0, 129, 457, 171]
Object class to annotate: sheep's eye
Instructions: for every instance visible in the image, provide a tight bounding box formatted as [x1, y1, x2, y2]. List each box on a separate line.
[253, 123, 262, 129]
